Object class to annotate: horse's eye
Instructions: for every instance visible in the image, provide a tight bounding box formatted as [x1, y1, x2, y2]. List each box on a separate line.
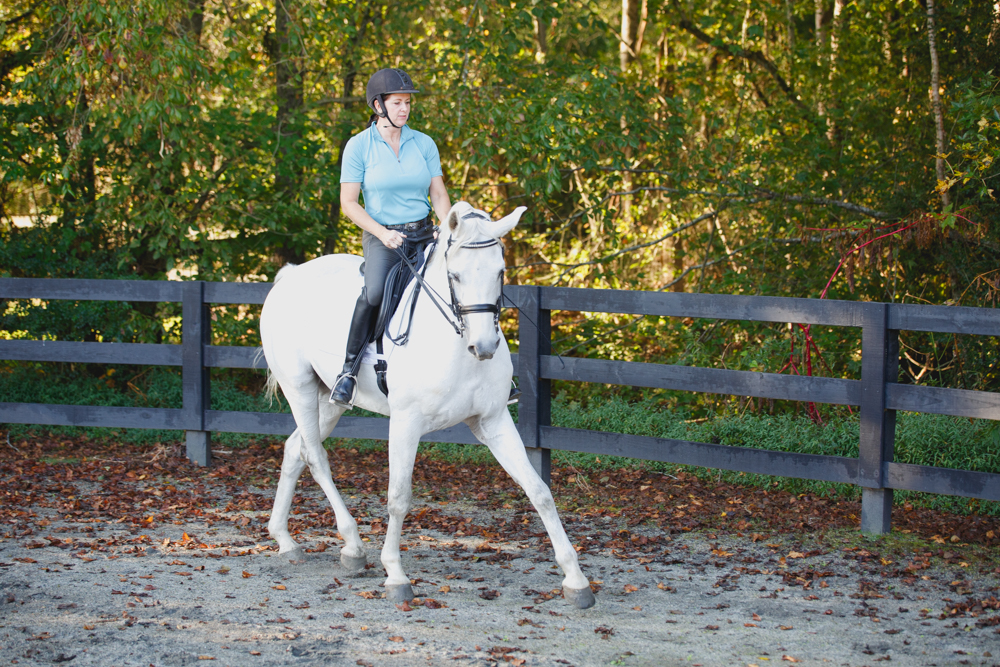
[448, 272, 460, 283]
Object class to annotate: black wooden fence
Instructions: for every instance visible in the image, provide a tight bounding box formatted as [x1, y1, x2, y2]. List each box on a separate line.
[2, 277, 999, 536]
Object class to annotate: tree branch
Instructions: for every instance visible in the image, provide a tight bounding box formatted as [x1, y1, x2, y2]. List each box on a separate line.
[752, 189, 892, 219]
[676, 18, 809, 113]
[510, 208, 719, 276]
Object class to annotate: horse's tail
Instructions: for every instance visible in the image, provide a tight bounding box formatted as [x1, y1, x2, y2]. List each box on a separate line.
[274, 263, 298, 283]
[252, 347, 281, 407]
[263, 368, 281, 407]
[259, 265, 294, 407]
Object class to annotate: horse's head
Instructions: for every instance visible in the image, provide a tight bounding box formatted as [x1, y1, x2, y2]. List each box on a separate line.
[441, 201, 526, 360]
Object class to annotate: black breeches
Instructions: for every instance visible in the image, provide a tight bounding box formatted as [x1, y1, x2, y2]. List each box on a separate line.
[360, 230, 403, 306]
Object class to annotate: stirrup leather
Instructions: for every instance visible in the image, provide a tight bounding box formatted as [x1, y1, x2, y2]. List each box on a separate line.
[329, 373, 358, 408]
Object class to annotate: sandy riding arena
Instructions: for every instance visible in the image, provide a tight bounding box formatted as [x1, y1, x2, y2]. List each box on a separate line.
[2, 435, 1000, 666]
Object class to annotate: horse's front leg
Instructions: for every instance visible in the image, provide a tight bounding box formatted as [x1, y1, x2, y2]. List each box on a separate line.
[380, 417, 421, 603]
[471, 412, 596, 609]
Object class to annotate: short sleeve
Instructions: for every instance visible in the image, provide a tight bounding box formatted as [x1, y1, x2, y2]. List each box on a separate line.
[422, 136, 443, 179]
[340, 133, 365, 183]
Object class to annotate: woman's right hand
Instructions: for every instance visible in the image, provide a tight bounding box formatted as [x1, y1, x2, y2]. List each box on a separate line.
[380, 229, 407, 250]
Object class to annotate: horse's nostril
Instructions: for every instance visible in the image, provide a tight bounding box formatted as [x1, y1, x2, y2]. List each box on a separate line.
[468, 344, 494, 360]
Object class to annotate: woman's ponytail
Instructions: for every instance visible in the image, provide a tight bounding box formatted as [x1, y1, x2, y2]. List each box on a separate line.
[366, 113, 378, 128]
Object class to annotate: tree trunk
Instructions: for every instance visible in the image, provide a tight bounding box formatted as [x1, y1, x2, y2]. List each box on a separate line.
[926, 0, 950, 208]
[533, 15, 548, 62]
[672, 236, 685, 292]
[272, 0, 306, 266]
[814, 0, 827, 49]
[785, 0, 796, 74]
[815, 0, 827, 118]
[826, 0, 847, 146]
[620, 0, 641, 71]
[326, 8, 372, 255]
[655, 31, 674, 99]
[991, 1, 1000, 48]
[180, 0, 205, 43]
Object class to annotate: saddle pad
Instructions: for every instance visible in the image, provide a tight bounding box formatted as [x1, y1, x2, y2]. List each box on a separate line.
[360, 245, 432, 366]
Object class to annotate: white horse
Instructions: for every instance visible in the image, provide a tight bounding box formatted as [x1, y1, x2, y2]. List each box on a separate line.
[259, 201, 595, 609]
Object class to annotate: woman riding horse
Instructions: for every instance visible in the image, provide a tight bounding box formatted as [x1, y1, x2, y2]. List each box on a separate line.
[330, 68, 452, 407]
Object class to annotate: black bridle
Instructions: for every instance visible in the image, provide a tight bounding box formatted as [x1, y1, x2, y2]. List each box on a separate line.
[444, 236, 503, 334]
[391, 212, 505, 339]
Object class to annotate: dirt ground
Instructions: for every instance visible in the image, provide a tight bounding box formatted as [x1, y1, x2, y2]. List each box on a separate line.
[2, 435, 1000, 666]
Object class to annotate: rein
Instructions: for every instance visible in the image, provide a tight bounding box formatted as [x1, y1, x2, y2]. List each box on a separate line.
[390, 217, 505, 340]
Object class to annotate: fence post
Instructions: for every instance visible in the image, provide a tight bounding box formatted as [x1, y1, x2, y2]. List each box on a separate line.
[182, 281, 212, 466]
[859, 302, 898, 534]
[517, 286, 551, 485]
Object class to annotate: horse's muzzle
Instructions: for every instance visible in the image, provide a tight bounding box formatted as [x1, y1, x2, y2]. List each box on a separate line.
[468, 341, 497, 360]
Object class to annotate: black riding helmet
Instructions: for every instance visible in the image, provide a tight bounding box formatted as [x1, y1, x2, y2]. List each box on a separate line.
[366, 69, 420, 128]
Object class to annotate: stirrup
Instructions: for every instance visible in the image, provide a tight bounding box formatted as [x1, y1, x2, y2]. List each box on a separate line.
[507, 381, 521, 406]
[329, 373, 358, 408]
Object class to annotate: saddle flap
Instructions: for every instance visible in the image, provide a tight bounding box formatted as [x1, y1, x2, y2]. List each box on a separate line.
[372, 250, 424, 341]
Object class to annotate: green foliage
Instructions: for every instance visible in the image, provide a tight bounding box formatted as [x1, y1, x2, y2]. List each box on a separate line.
[2, 2, 999, 436]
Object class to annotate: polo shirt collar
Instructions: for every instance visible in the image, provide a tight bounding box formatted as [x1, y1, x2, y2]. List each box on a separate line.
[369, 123, 413, 147]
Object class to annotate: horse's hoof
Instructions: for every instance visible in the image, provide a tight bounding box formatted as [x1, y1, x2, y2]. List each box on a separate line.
[563, 585, 596, 609]
[385, 583, 414, 603]
[281, 548, 307, 565]
[340, 552, 367, 574]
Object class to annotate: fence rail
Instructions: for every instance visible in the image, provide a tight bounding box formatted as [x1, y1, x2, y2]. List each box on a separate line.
[2, 277, 999, 535]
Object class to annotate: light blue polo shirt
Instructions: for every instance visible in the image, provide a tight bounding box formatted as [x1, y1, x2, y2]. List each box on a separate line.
[340, 124, 443, 226]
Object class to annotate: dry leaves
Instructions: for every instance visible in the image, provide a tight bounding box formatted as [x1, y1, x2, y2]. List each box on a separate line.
[2, 433, 996, 557]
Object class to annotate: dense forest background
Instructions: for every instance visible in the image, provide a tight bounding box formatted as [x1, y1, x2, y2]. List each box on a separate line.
[2, 0, 999, 406]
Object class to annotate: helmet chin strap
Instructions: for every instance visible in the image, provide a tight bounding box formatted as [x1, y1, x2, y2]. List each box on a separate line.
[374, 95, 404, 129]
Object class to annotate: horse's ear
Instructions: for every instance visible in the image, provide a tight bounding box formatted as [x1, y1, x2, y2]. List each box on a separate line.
[491, 206, 526, 239]
[446, 205, 462, 234]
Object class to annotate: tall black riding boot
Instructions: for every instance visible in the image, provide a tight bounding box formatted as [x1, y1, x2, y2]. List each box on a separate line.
[330, 290, 378, 407]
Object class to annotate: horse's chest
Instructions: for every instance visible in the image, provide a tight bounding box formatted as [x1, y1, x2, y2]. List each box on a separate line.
[387, 353, 504, 417]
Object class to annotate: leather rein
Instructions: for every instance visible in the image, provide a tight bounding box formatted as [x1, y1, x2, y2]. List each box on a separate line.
[390, 214, 504, 340]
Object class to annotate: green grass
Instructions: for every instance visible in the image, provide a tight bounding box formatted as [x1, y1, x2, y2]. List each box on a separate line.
[3, 362, 998, 516]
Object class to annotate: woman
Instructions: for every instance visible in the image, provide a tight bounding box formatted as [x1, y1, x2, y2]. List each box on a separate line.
[330, 68, 452, 407]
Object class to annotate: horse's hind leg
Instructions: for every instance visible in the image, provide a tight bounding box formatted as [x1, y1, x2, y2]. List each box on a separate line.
[268, 427, 310, 563]
[304, 387, 366, 572]
[470, 412, 595, 609]
[268, 381, 367, 571]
